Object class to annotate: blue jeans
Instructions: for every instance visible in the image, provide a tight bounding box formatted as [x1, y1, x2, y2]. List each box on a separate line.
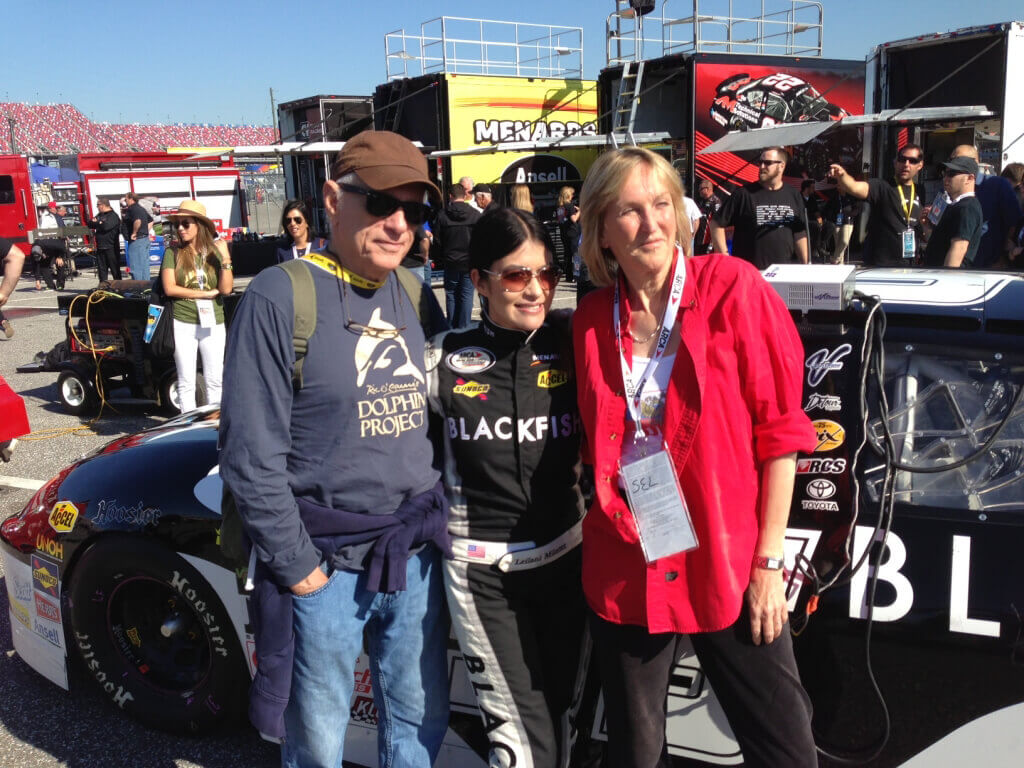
[283, 545, 449, 768]
[126, 237, 150, 281]
[443, 268, 474, 329]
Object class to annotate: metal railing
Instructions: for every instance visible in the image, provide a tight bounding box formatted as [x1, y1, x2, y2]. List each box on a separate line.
[385, 17, 583, 81]
[607, 0, 823, 65]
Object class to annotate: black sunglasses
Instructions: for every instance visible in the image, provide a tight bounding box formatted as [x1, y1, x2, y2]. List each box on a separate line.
[175, 218, 195, 229]
[285, 215, 304, 224]
[483, 265, 561, 293]
[758, 159, 784, 167]
[897, 154, 923, 164]
[338, 183, 430, 226]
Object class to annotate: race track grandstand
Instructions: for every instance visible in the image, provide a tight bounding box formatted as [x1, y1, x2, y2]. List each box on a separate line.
[0, 102, 276, 154]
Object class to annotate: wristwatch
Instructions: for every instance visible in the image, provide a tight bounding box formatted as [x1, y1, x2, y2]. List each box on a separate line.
[752, 554, 784, 571]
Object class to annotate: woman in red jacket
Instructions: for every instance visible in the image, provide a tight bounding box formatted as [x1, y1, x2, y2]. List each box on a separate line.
[573, 147, 817, 767]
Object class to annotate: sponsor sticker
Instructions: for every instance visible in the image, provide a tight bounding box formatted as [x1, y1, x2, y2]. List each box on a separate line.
[801, 499, 840, 512]
[35, 533, 64, 561]
[49, 501, 82, 533]
[796, 458, 847, 475]
[806, 344, 853, 388]
[34, 618, 62, 647]
[813, 420, 845, 452]
[31, 555, 59, 598]
[806, 478, 837, 499]
[34, 593, 60, 624]
[537, 369, 570, 389]
[10, 598, 31, 629]
[804, 393, 842, 412]
[127, 627, 142, 647]
[452, 379, 490, 399]
[446, 347, 496, 374]
[530, 353, 560, 366]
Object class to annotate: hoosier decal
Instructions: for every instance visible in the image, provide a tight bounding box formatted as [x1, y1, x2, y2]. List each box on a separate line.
[812, 420, 845, 452]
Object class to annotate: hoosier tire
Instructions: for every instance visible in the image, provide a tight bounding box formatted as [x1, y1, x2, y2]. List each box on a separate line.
[68, 535, 247, 734]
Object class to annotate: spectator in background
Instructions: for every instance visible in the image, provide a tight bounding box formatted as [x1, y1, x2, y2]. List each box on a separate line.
[555, 185, 581, 280]
[473, 183, 495, 213]
[825, 187, 859, 265]
[401, 223, 433, 288]
[1002, 163, 1024, 269]
[160, 200, 233, 411]
[124, 192, 153, 281]
[437, 183, 481, 328]
[922, 156, 984, 268]
[693, 178, 721, 255]
[680, 182, 703, 252]
[711, 146, 809, 267]
[0, 237, 26, 338]
[275, 200, 327, 263]
[87, 198, 122, 282]
[829, 143, 925, 266]
[36, 203, 58, 229]
[801, 180, 832, 263]
[510, 183, 534, 216]
[460, 176, 481, 211]
[947, 145, 1022, 269]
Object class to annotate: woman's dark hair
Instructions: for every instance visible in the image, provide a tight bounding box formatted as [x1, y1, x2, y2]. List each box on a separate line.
[469, 207, 555, 272]
[280, 199, 312, 242]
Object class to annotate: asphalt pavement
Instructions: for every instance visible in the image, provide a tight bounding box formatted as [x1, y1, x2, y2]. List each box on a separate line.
[0, 264, 580, 768]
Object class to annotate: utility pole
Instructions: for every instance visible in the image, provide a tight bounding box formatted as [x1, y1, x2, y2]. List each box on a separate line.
[269, 87, 279, 140]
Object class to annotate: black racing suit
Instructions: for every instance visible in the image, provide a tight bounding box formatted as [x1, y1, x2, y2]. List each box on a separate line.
[428, 312, 587, 768]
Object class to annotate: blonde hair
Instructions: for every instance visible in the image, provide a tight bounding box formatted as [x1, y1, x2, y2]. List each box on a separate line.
[579, 148, 692, 287]
[510, 184, 532, 213]
[173, 222, 218, 285]
[557, 186, 575, 207]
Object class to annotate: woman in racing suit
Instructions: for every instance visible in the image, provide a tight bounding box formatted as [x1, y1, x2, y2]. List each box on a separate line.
[427, 207, 586, 768]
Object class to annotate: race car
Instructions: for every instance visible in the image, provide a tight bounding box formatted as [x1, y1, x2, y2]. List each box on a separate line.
[2, 268, 1023, 766]
[710, 72, 849, 131]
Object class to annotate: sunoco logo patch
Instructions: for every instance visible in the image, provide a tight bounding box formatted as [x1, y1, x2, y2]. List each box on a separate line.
[453, 379, 490, 399]
[31, 555, 59, 598]
[812, 420, 845, 452]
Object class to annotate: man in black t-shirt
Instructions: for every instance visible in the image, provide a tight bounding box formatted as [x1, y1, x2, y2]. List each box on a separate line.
[829, 143, 924, 266]
[694, 178, 721, 255]
[0, 237, 26, 338]
[922, 156, 984, 268]
[400, 223, 432, 287]
[123, 192, 152, 280]
[711, 146, 809, 269]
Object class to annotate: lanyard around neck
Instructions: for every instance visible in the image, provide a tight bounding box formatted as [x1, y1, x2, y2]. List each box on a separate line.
[896, 181, 915, 226]
[304, 251, 384, 290]
[614, 247, 687, 441]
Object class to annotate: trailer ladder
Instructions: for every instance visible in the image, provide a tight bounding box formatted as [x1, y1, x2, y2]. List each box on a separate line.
[611, 61, 646, 148]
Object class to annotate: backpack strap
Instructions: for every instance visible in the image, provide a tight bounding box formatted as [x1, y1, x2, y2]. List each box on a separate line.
[395, 265, 426, 329]
[276, 259, 317, 391]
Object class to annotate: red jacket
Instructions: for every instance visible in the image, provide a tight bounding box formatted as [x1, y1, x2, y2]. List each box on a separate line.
[573, 254, 815, 633]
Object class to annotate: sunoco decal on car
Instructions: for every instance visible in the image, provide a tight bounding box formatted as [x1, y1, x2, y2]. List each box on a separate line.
[806, 344, 852, 387]
[813, 420, 845, 452]
[446, 347, 496, 374]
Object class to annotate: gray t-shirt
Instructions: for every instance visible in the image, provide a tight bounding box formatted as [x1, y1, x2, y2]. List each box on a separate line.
[219, 259, 441, 585]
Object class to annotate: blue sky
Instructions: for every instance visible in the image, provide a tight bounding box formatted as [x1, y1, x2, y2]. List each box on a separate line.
[5, 1, 1020, 126]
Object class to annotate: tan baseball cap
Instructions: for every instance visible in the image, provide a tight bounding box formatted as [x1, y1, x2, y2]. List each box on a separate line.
[331, 131, 441, 207]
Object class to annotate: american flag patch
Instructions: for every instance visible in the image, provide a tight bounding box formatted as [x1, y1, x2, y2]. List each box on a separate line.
[466, 544, 486, 558]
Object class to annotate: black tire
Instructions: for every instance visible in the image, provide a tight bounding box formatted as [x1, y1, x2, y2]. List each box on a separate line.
[160, 371, 208, 414]
[57, 369, 97, 415]
[68, 535, 248, 734]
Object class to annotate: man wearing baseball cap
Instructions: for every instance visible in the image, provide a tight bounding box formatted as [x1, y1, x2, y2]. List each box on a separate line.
[220, 131, 450, 767]
[923, 155, 984, 267]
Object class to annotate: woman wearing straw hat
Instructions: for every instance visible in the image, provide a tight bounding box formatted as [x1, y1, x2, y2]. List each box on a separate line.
[160, 199, 233, 411]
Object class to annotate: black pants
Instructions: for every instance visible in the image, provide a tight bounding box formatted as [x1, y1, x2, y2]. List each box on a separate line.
[96, 247, 121, 282]
[445, 548, 588, 768]
[34, 257, 57, 289]
[590, 608, 815, 768]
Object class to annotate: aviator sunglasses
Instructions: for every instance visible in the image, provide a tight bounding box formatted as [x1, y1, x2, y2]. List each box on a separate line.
[483, 265, 561, 293]
[285, 215, 304, 224]
[338, 183, 430, 226]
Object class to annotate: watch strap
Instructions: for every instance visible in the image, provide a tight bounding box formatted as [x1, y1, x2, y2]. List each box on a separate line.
[753, 554, 784, 571]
